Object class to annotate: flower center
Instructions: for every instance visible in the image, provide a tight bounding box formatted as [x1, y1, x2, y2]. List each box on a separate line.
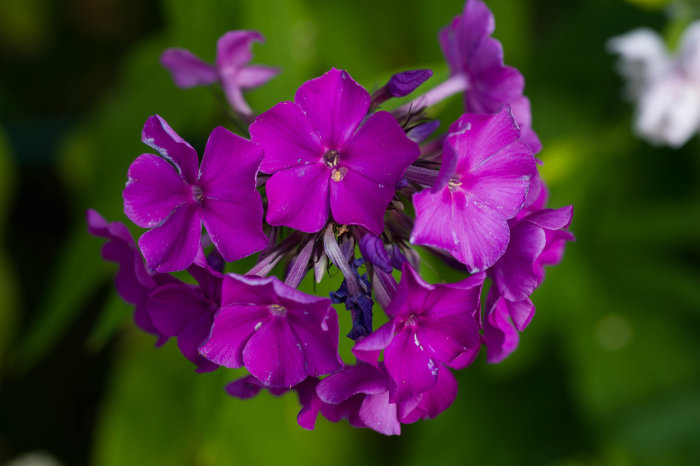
[269, 304, 287, 317]
[447, 175, 462, 191]
[323, 149, 340, 167]
[191, 184, 204, 203]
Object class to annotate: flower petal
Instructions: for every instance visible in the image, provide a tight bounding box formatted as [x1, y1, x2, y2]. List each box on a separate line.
[177, 313, 218, 373]
[329, 168, 392, 235]
[341, 111, 419, 185]
[201, 198, 267, 262]
[492, 221, 546, 301]
[287, 303, 342, 377]
[385, 329, 438, 403]
[266, 163, 331, 233]
[138, 203, 201, 272]
[160, 48, 218, 88]
[199, 303, 270, 368]
[400, 364, 458, 422]
[123, 153, 190, 229]
[141, 115, 199, 184]
[198, 126, 263, 200]
[359, 391, 401, 436]
[148, 283, 211, 337]
[294, 68, 370, 149]
[250, 101, 323, 173]
[216, 30, 264, 70]
[237, 65, 280, 89]
[412, 187, 510, 272]
[243, 316, 306, 388]
[317, 364, 389, 404]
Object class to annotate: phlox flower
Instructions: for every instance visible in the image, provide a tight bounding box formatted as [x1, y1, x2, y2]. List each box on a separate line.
[439, 0, 541, 152]
[353, 263, 483, 402]
[250, 68, 419, 235]
[198, 273, 342, 388]
[411, 107, 537, 272]
[609, 21, 700, 147]
[161, 30, 279, 117]
[123, 115, 267, 272]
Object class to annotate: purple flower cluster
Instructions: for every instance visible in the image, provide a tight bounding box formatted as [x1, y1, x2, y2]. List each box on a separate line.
[90, 0, 573, 435]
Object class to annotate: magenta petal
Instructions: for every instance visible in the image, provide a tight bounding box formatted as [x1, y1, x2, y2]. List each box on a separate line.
[449, 108, 524, 175]
[526, 205, 574, 230]
[416, 314, 479, 364]
[160, 48, 218, 88]
[385, 329, 438, 403]
[123, 154, 189, 228]
[178, 313, 218, 373]
[341, 111, 419, 185]
[423, 272, 484, 319]
[446, 344, 481, 370]
[359, 391, 401, 436]
[199, 303, 270, 368]
[401, 364, 458, 422]
[216, 30, 264, 70]
[507, 297, 535, 332]
[148, 283, 210, 336]
[287, 308, 342, 378]
[330, 169, 391, 235]
[412, 187, 510, 272]
[201, 198, 267, 261]
[492, 222, 546, 301]
[294, 68, 371, 148]
[141, 115, 199, 184]
[317, 364, 389, 404]
[250, 101, 323, 173]
[483, 293, 519, 364]
[237, 65, 280, 89]
[138, 203, 201, 272]
[225, 375, 264, 399]
[352, 320, 397, 366]
[466, 140, 535, 218]
[243, 317, 306, 388]
[198, 126, 263, 200]
[266, 164, 330, 233]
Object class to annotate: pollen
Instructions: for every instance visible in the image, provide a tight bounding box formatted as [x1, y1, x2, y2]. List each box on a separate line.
[191, 184, 205, 203]
[331, 166, 348, 182]
[269, 304, 287, 316]
[447, 176, 462, 191]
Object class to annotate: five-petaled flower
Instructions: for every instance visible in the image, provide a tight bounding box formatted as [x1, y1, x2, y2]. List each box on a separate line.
[250, 68, 420, 235]
[123, 115, 268, 272]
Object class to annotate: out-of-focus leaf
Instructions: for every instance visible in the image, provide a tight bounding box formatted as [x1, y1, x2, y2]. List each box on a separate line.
[0, 127, 19, 370]
[85, 290, 131, 353]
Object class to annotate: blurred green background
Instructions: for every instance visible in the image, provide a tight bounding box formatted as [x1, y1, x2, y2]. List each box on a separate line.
[1, 0, 700, 464]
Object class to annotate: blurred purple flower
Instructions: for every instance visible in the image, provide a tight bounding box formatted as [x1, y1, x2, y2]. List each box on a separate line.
[439, 0, 541, 152]
[87, 209, 172, 344]
[161, 30, 279, 117]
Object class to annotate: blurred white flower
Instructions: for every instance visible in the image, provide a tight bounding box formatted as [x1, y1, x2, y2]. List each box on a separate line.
[608, 21, 700, 147]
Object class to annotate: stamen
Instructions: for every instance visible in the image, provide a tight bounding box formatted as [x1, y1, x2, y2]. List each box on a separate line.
[331, 166, 348, 182]
[269, 304, 287, 316]
[448, 175, 462, 191]
[191, 185, 204, 203]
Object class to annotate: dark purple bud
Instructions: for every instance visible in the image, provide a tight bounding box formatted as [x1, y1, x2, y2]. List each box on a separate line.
[395, 177, 410, 190]
[407, 120, 440, 143]
[359, 234, 392, 273]
[330, 258, 374, 340]
[387, 69, 433, 97]
[206, 249, 226, 273]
